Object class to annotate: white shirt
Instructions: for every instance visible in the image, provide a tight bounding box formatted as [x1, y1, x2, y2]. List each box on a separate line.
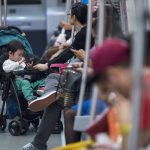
[3, 59, 26, 73]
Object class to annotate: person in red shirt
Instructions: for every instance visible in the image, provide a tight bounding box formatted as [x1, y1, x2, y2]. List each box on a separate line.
[90, 36, 150, 149]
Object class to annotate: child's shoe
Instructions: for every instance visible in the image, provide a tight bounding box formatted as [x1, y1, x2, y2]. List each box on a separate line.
[36, 87, 45, 96]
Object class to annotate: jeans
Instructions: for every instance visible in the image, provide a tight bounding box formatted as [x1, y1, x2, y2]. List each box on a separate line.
[31, 73, 64, 150]
[32, 101, 63, 150]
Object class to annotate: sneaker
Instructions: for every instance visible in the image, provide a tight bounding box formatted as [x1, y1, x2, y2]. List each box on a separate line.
[36, 87, 45, 96]
[28, 91, 60, 112]
[22, 143, 39, 150]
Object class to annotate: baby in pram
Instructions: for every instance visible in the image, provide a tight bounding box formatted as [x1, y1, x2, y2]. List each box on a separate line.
[2, 40, 45, 106]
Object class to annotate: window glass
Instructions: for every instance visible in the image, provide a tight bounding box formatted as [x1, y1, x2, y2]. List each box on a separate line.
[5, 0, 41, 5]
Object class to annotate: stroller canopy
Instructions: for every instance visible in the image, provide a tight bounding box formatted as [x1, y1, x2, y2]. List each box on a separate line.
[0, 26, 33, 54]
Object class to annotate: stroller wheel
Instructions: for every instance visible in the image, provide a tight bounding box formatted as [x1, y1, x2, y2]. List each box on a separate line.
[8, 120, 21, 136]
[31, 118, 40, 129]
[0, 115, 7, 131]
[20, 120, 29, 135]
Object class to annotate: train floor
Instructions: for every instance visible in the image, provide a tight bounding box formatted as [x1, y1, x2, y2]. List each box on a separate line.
[0, 93, 61, 150]
[0, 129, 61, 150]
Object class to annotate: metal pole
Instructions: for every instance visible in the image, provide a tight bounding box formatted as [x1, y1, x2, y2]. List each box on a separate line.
[97, 0, 104, 44]
[65, 0, 72, 22]
[90, 85, 99, 121]
[126, 0, 136, 33]
[3, 0, 7, 26]
[144, 0, 150, 30]
[90, 0, 105, 122]
[120, 0, 128, 34]
[61, 0, 72, 34]
[0, 0, 2, 26]
[77, 0, 92, 116]
[129, 0, 145, 149]
[70, 25, 75, 43]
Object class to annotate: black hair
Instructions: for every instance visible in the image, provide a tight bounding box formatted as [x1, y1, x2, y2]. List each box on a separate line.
[121, 31, 150, 66]
[7, 40, 24, 53]
[71, 2, 87, 25]
[104, 4, 122, 38]
[92, 5, 123, 39]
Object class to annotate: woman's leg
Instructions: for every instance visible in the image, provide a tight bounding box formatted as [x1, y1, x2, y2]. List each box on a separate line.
[64, 109, 81, 144]
[22, 98, 64, 150]
[28, 73, 62, 112]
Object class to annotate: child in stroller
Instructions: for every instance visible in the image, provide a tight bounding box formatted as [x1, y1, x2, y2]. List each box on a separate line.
[0, 25, 63, 136]
[0, 39, 45, 136]
[3, 40, 45, 103]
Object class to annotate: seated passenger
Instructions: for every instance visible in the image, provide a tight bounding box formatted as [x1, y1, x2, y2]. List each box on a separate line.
[27, 2, 94, 112]
[22, 2, 93, 150]
[2, 40, 45, 105]
[90, 35, 150, 149]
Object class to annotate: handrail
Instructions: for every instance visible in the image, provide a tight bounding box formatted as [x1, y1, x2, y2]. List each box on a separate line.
[0, 0, 2, 26]
[120, 0, 128, 34]
[76, 0, 92, 116]
[65, 0, 72, 23]
[90, 0, 105, 122]
[61, 0, 72, 35]
[126, 0, 136, 33]
[128, 0, 145, 149]
[3, 0, 7, 26]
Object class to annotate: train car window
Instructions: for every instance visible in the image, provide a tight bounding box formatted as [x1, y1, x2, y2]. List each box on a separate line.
[62, 0, 66, 3]
[4, 0, 41, 5]
[58, 0, 66, 3]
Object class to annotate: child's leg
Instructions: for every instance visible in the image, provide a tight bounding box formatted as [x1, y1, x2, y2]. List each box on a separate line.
[31, 79, 45, 91]
[16, 79, 37, 101]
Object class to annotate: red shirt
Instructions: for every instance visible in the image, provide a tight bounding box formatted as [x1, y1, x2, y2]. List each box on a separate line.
[140, 73, 150, 129]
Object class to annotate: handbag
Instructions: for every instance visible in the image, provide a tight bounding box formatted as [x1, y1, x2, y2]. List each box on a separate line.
[61, 66, 82, 107]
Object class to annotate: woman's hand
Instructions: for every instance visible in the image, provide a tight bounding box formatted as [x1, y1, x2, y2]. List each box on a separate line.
[59, 21, 72, 30]
[71, 49, 85, 61]
[59, 43, 69, 50]
[71, 62, 94, 76]
[33, 63, 48, 71]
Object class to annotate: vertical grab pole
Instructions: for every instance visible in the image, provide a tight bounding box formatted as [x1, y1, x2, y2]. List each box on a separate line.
[120, 0, 128, 34]
[126, 0, 136, 33]
[0, 0, 2, 26]
[70, 26, 75, 43]
[97, 0, 104, 45]
[65, 0, 71, 22]
[61, 0, 71, 34]
[61, 1, 75, 146]
[76, 0, 92, 116]
[128, 0, 145, 150]
[3, 0, 7, 26]
[90, 0, 105, 122]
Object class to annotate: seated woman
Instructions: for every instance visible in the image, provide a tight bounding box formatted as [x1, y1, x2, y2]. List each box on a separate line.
[64, 96, 108, 143]
[22, 4, 122, 150]
[22, 2, 95, 150]
[27, 2, 94, 112]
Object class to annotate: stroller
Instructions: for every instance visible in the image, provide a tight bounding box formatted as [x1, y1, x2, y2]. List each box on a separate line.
[0, 26, 43, 136]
